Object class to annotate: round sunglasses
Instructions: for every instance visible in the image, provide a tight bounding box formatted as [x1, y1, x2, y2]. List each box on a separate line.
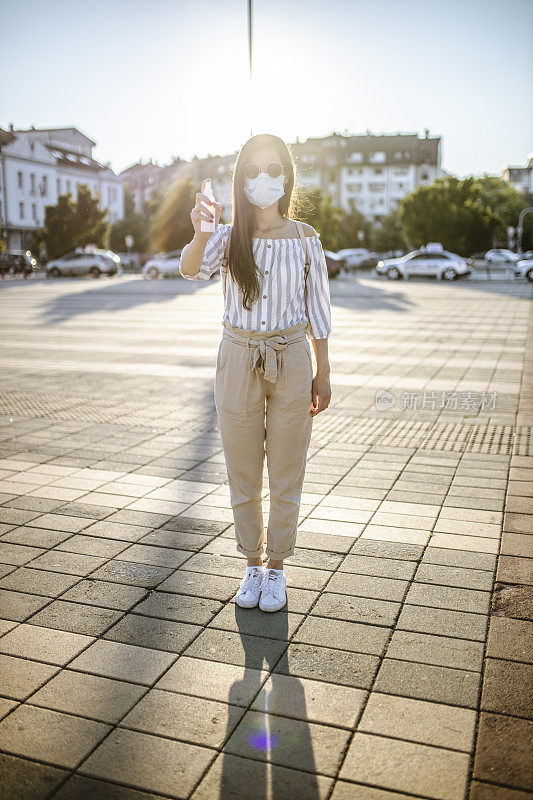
[243, 161, 284, 180]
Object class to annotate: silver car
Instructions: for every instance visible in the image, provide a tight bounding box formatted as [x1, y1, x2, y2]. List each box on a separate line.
[46, 252, 117, 278]
[376, 249, 471, 281]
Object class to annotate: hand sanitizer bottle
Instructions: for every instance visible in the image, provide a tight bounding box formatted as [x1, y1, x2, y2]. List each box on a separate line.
[200, 178, 216, 233]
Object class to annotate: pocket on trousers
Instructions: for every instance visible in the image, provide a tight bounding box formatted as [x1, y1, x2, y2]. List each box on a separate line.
[214, 339, 249, 415]
[283, 340, 313, 413]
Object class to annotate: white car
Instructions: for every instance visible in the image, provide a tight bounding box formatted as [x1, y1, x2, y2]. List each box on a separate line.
[484, 249, 520, 264]
[376, 249, 471, 281]
[142, 250, 182, 279]
[514, 258, 533, 281]
[46, 252, 117, 278]
[336, 248, 372, 269]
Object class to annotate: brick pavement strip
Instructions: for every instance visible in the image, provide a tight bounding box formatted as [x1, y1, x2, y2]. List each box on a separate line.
[0, 275, 531, 799]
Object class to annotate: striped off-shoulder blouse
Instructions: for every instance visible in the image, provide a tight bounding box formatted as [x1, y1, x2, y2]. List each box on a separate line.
[179, 223, 332, 340]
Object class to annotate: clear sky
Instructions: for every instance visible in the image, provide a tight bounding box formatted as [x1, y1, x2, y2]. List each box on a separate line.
[1, 0, 532, 178]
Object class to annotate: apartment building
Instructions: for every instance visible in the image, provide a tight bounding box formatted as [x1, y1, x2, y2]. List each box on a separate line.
[0, 125, 124, 251]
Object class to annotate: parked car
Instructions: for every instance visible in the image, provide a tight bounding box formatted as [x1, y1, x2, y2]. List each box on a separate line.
[323, 251, 344, 278]
[484, 249, 520, 264]
[0, 250, 37, 275]
[46, 252, 117, 278]
[376, 248, 471, 280]
[143, 250, 182, 279]
[515, 257, 533, 281]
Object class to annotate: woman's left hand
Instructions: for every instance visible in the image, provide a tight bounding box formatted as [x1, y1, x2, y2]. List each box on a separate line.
[310, 374, 331, 416]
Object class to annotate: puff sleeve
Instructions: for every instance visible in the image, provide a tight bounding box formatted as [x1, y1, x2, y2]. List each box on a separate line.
[304, 235, 332, 339]
[179, 223, 231, 281]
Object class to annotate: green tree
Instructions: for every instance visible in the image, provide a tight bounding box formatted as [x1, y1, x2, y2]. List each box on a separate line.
[336, 198, 372, 250]
[39, 184, 109, 260]
[399, 176, 528, 256]
[293, 186, 342, 251]
[150, 168, 198, 252]
[109, 184, 161, 253]
[371, 211, 407, 252]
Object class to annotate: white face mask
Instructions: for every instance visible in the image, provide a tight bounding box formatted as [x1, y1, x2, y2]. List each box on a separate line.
[244, 172, 285, 209]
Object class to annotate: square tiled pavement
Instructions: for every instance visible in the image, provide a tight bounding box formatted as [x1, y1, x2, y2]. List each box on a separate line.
[0, 275, 531, 799]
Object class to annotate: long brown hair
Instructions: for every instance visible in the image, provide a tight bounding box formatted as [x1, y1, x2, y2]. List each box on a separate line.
[228, 134, 298, 310]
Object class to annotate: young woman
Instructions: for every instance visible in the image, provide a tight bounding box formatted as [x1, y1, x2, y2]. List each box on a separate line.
[180, 133, 332, 613]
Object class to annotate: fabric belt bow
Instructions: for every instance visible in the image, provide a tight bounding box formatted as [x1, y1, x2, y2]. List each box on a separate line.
[248, 336, 288, 383]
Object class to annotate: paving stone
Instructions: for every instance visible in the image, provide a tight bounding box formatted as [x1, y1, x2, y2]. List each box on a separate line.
[358, 691, 476, 750]
[157, 569, 238, 601]
[326, 571, 408, 601]
[473, 712, 533, 791]
[397, 604, 488, 640]
[0, 567, 81, 596]
[139, 528, 214, 550]
[90, 560, 173, 587]
[223, 708, 351, 776]
[0, 703, 110, 768]
[404, 582, 491, 614]
[61, 579, 148, 610]
[156, 655, 269, 706]
[492, 583, 533, 620]
[485, 616, 533, 663]
[81, 520, 154, 542]
[374, 658, 481, 708]
[68, 639, 176, 684]
[0, 623, 93, 665]
[497, 555, 533, 585]
[385, 629, 484, 670]
[333, 555, 416, 581]
[118, 543, 192, 569]
[415, 562, 494, 590]
[79, 727, 214, 798]
[274, 642, 380, 689]
[0, 542, 45, 565]
[30, 669, 146, 723]
[421, 547, 497, 571]
[1, 526, 71, 548]
[293, 614, 390, 655]
[469, 782, 533, 800]
[0, 654, 59, 700]
[0, 752, 67, 800]
[250, 672, 367, 728]
[103, 613, 201, 653]
[191, 751, 332, 800]
[311, 591, 400, 627]
[29, 599, 123, 636]
[0, 588, 51, 621]
[183, 627, 288, 670]
[27, 550, 106, 576]
[134, 591, 223, 626]
[0, 697, 17, 718]
[339, 731, 470, 799]
[208, 603, 304, 640]
[349, 539, 424, 561]
[120, 687, 244, 747]
[56, 534, 130, 558]
[25, 513, 91, 532]
[480, 658, 533, 718]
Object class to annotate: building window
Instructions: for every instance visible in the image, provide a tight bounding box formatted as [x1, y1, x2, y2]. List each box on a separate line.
[17, 171, 23, 189]
[374, 168, 383, 175]
[421, 172, 429, 180]
[30, 174, 36, 194]
[348, 152, 363, 163]
[42, 176, 48, 196]
[19, 202, 24, 219]
[66, 180, 71, 193]
[32, 203, 37, 221]
[329, 170, 335, 183]
[56, 178, 61, 194]
[369, 151, 386, 163]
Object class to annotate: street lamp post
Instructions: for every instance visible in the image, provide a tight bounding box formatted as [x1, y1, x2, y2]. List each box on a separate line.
[248, 0, 253, 138]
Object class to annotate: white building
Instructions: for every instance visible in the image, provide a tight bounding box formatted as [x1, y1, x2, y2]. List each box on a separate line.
[291, 130, 442, 223]
[0, 126, 124, 251]
[502, 155, 533, 196]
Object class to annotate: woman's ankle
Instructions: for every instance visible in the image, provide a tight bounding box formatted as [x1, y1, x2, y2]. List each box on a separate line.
[247, 557, 263, 567]
[267, 559, 284, 570]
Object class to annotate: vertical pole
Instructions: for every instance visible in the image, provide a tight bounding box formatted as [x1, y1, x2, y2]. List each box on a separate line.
[248, 0, 253, 137]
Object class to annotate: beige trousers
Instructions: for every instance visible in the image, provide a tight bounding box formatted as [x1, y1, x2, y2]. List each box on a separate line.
[214, 320, 314, 560]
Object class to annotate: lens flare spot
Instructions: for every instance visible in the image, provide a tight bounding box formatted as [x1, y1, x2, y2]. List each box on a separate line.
[246, 730, 279, 751]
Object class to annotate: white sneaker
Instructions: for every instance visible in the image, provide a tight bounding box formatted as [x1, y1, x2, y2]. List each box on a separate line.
[259, 568, 287, 612]
[235, 566, 265, 608]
